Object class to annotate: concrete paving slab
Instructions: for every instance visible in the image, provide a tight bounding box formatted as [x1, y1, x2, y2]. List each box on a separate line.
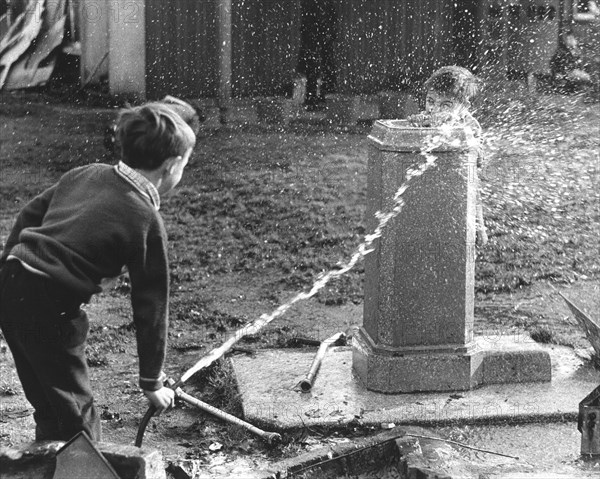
[231, 336, 600, 430]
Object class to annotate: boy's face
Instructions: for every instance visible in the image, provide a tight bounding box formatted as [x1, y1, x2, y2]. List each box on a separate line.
[158, 147, 193, 195]
[425, 90, 462, 114]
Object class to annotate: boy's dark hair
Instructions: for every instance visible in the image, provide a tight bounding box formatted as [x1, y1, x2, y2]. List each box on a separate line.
[116, 103, 196, 170]
[161, 95, 204, 135]
[424, 66, 481, 104]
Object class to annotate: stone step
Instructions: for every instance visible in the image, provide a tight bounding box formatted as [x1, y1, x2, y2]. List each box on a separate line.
[0, 439, 165, 479]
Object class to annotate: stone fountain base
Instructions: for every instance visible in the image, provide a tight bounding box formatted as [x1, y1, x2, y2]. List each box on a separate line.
[230, 336, 599, 431]
[352, 329, 551, 393]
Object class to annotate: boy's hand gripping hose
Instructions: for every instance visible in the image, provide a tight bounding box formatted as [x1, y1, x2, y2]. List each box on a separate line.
[135, 378, 281, 446]
[135, 309, 293, 447]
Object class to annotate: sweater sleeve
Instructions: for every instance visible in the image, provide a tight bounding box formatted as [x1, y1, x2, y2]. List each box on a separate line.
[127, 218, 170, 391]
[0, 184, 57, 266]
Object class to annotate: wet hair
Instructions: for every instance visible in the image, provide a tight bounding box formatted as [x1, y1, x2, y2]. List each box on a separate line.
[116, 102, 196, 170]
[424, 66, 481, 105]
[105, 96, 203, 154]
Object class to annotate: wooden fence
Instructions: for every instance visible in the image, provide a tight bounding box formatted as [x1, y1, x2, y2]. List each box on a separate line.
[145, 0, 218, 99]
[144, 0, 455, 99]
[335, 0, 454, 93]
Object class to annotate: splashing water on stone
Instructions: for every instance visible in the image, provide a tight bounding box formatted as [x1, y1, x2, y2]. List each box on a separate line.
[180, 124, 474, 382]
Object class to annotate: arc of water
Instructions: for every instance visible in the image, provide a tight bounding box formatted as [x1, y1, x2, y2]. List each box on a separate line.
[179, 129, 461, 384]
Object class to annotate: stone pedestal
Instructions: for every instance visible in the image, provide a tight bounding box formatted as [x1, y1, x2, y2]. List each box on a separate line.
[353, 120, 551, 393]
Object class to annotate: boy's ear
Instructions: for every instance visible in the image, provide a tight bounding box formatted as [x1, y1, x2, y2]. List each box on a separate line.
[164, 156, 182, 174]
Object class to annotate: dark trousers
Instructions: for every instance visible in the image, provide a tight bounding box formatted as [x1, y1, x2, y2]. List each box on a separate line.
[0, 260, 100, 442]
[298, 0, 337, 106]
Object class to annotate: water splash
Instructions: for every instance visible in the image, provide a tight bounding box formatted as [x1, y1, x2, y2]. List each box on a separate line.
[180, 125, 471, 383]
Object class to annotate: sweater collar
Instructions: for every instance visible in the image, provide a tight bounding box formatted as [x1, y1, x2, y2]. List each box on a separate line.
[115, 161, 161, 211]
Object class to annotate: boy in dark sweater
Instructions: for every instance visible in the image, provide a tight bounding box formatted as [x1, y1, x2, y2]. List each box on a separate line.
[0, 102, 196, 442]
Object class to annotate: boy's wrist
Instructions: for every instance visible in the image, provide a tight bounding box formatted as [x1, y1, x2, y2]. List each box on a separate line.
[139, 371, 167, 391]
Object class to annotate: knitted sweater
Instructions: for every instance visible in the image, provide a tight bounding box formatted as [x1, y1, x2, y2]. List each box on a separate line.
[0, 164, 169, 391]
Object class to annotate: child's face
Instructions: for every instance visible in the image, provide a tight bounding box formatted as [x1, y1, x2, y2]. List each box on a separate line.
[425, 90, 462, 114]
[158, 147, 193, 195]
[564, 34, 578, 50]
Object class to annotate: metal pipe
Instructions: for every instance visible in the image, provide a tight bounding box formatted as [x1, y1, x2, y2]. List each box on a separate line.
[175, 388, 281, 444]
[298, 332, 346, 392]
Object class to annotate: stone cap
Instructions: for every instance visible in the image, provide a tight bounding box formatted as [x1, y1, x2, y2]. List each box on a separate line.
[368, 119, 475, 152]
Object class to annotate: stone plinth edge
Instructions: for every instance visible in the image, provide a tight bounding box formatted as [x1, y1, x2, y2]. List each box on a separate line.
[353, 330, 552, 393]
[368, 119, 474, 152]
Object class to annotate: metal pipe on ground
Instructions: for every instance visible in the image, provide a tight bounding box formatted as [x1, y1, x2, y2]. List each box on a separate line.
[175, 388, 281, 444]
[298, 332, 347, 392]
